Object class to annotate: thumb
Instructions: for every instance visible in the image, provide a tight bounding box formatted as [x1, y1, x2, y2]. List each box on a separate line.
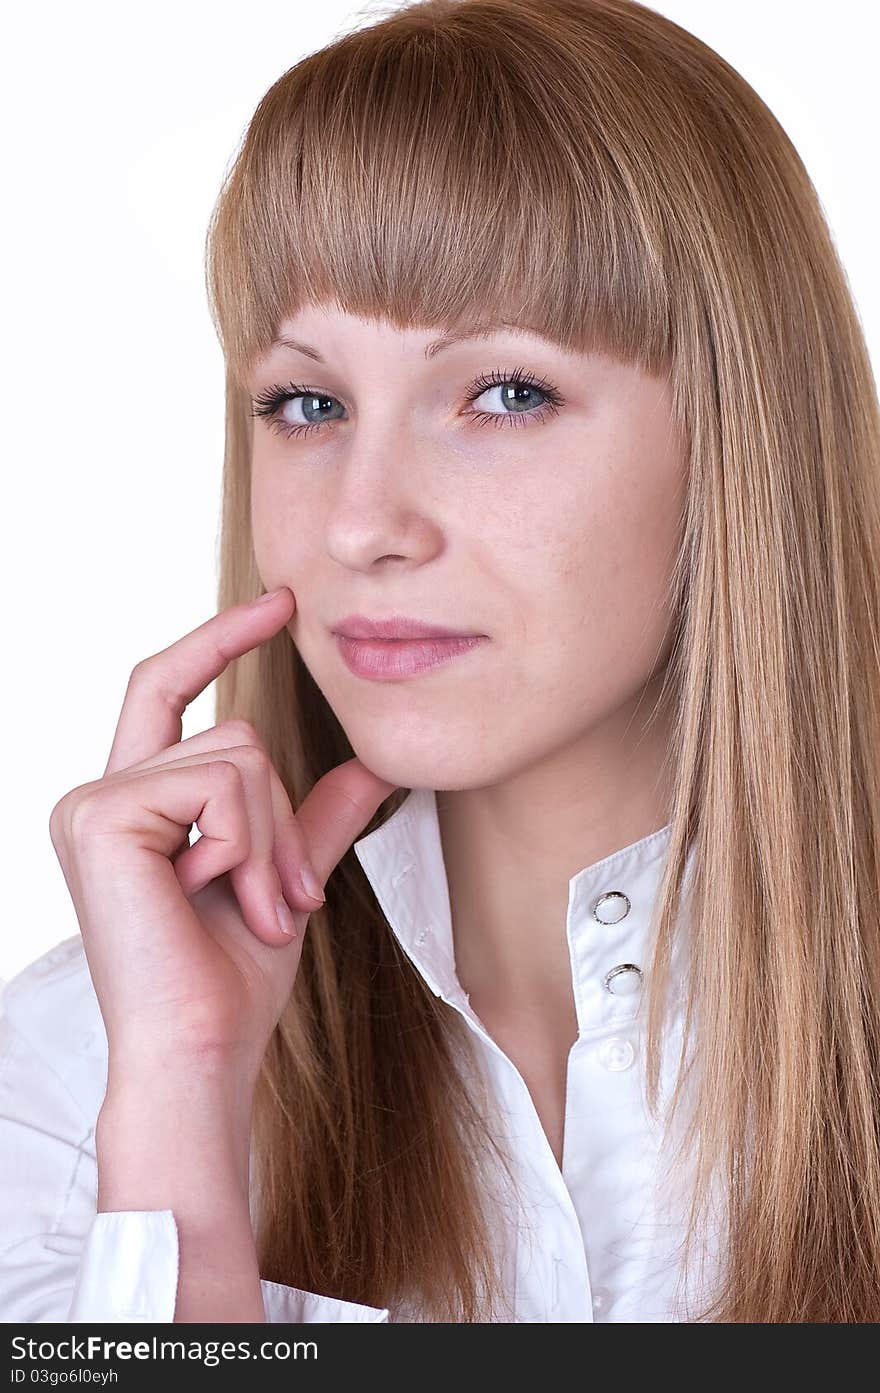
[293, 758, 400, 892]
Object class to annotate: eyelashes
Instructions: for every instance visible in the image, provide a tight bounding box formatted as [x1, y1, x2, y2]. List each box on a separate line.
[248, 364, 566, 441]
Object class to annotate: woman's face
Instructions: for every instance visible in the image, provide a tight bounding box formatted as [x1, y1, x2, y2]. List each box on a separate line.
[249, 305, 687, 790]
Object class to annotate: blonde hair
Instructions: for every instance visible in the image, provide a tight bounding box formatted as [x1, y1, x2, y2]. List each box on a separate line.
[205, 0, 880, 1320]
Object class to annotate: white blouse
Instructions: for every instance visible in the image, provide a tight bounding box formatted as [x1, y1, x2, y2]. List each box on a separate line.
[0, 786, 725, 1322]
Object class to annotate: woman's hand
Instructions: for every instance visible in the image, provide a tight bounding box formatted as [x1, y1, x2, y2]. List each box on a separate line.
[48, 586, 399, 1088]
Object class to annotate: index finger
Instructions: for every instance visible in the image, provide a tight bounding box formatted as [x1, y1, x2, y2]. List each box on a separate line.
[103, 587, 295, 776]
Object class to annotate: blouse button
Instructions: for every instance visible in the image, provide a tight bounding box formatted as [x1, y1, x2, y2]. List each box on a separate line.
[598, 1036, 636, 1071]
[603, 963, 643, 996]
[592, 1285, 611, 1316]
[592, 890, 631, 924]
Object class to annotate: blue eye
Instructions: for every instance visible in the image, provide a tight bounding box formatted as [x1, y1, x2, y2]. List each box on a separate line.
[462, 366, 565, 431]
[249, 365, 565, 440]
[250, 387, 342, 438]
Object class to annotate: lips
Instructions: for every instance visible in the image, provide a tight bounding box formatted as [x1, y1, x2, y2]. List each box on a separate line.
[333, 631, 489, 681]
[332, 613, 485, 640]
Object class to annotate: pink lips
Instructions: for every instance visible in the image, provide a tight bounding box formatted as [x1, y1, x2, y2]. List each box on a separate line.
[332, 614, 483, 640]
[331, 614, 488, 681]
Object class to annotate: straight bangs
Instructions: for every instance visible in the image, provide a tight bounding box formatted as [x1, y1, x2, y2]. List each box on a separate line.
[205, 0, 676, 396]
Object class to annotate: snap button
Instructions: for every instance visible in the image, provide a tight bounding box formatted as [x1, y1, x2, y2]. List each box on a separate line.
[598, 1036, 636, 1071]
[592, 890, 631, 924]
[603, 962, 642, 995]
[592, 1284, 611, 1316]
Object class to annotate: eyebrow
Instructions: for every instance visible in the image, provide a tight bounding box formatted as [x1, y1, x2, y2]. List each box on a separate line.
[266, 320, 531, 364]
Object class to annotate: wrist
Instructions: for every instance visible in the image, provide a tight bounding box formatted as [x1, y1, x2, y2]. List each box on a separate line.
[97, 1064, 256, 1204]
[104, 1042, 260, 1120]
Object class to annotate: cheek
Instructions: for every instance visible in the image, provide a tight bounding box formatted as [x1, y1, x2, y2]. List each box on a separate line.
[588, 485, 679, 652]
[250, 453, 274, 557]
[500, 453, 682, 692]
[250, 455, 305, 576]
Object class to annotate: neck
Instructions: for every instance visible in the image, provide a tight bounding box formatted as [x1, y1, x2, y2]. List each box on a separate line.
[437, 675, 675, 1015]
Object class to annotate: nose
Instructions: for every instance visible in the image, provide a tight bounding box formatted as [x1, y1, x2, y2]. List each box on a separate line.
[323, 427, 446, 572]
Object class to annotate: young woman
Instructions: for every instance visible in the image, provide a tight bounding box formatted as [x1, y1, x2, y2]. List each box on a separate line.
[2, 0, 879, 1323]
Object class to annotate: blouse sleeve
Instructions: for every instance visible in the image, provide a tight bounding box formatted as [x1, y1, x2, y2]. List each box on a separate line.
[65, 1210, 390, 1323]
[0, 947, 390, 1324]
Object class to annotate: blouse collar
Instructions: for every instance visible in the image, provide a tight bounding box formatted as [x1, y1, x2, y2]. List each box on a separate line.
[352, 786, 696, 1021]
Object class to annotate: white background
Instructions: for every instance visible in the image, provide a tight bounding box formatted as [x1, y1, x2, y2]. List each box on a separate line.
[1, 2, 877, 983]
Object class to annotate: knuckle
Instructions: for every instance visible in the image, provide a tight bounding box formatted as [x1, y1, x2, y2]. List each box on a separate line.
[48, 794, 72, 845]
[220, 716, 261, 747]
[127, 655, 154, 687]
[65, 786, 110, 841]
[49, 782, 104, 844]
[127, 656, 179, 714]
[230, 742, 271, 778]
[211, 757, 245, 792]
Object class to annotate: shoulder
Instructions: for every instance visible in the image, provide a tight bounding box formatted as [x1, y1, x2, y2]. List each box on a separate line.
[0, 935, 108, 1124]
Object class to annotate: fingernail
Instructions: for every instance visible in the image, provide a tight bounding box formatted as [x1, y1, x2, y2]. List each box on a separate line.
[299, 861, 325, 904]
[256, 586, 284, 604]
[276, 897, 297, 936]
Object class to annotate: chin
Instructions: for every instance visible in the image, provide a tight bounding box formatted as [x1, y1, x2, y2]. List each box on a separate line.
[345, 738, 495, 794]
